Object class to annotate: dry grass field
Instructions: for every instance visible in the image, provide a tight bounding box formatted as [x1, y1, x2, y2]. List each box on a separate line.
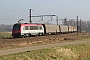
[0, 32, 90, 60]
[0, 32, 90, 50]
[0, 40, 90, 60]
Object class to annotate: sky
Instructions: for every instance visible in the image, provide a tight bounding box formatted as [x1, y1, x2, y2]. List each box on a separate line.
[0, 0, 90, 24]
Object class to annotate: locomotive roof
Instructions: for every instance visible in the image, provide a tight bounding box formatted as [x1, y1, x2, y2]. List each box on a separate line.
[15, 23, 41, 24]
[13, 23, 43, 26]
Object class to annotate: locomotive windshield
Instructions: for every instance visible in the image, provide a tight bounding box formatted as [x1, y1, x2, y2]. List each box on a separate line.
[13, 24, 20, 30]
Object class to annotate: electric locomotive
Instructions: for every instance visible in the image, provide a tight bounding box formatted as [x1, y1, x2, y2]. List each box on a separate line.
[12, 23, 44, 38]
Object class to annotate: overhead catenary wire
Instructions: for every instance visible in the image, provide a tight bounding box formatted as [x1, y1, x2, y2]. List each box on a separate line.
[0, 7, 29, 14]
[0, 7, 59, 25]
[0, 7, 29, 22]
[31, 9, 48, 16]
[30, 9, 57, 24]
[0, 13, 29, 20]
[31, 9, 41, 16]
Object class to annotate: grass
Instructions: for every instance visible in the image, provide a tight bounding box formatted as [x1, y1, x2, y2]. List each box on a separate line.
[0, 32, 90, 50]
[0, 32, 12, 38]
[83, 56, 90, 60]
[0, 43, 90, 60]
[1, 32, 90, 60]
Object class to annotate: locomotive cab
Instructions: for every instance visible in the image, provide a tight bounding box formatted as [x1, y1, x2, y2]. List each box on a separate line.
[12, 23, 44, 38]
[12, 23, 21, 37]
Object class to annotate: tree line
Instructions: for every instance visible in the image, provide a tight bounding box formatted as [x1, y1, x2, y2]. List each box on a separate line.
[0, 24, 13, 32]
[0, 20, 90, 32]
[65, 20, 90, 32]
